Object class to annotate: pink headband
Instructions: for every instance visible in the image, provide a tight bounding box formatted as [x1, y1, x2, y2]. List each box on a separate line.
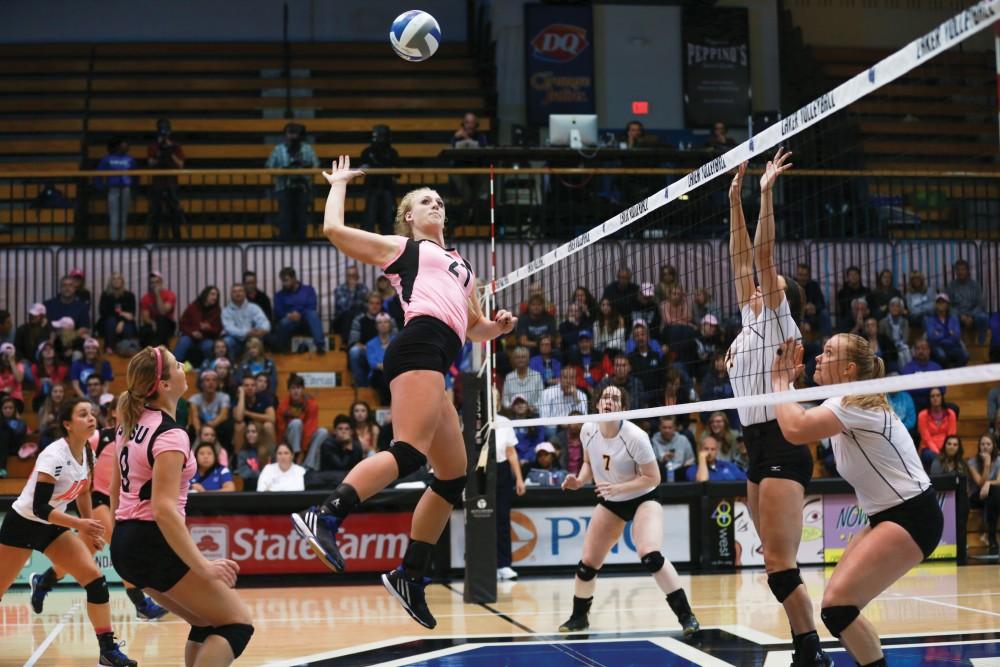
[145, 347, 163, 398]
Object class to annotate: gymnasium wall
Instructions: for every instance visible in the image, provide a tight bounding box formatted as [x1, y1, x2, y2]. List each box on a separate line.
[0, 0, 468, 43]
[785, 0, 995, 50]
[493, 0, 781, 139]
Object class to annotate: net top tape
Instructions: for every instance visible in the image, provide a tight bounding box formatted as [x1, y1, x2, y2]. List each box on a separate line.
[504, 363, 1000, 428]
[493, 0, 1000, 294]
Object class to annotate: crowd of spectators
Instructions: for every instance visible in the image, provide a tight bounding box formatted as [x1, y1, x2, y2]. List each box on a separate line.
[0, 250, 997, 550]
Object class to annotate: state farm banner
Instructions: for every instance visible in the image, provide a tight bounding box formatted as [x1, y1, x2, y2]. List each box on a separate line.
[187, 512, 412, 574]
[524, 3, 596, 125]
[682, 7, 750, 128]
[450, 504, 691, 567]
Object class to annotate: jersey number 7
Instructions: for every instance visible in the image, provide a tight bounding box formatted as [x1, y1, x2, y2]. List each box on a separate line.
[448, 261, 471, 287]
[602, 454, 610, 471]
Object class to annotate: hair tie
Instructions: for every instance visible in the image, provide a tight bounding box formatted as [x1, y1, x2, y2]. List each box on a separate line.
[145, 347, 164, 398]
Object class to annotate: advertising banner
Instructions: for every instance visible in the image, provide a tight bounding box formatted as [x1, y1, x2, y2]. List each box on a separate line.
[450, 504, 691, 568]
[822, 491, 957, 562]
[682, 7, 750, 127]
[704, 495, 825, 568]
[525, 3, 596, 125]
[186, 513, 413, 574]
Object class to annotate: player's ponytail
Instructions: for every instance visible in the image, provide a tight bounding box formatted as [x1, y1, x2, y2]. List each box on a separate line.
[117, 346, 170, 441]
[839, 334, 890, 411]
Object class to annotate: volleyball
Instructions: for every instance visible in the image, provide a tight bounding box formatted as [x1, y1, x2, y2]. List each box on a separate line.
[389, 10, 441, 62]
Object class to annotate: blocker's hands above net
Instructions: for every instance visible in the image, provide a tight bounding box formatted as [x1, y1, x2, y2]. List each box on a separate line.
[759, 147, 792, 193]
[322, 155, 365, 186]
[729, 161, 747, 203]
[771, 337, 805, 389]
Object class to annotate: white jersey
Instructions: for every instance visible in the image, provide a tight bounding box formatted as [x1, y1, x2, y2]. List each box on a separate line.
[12, 438, 90, 525]
[728, 298, 801, 426]
[581, 420, 657, 502]
[822, 396, 930, 515]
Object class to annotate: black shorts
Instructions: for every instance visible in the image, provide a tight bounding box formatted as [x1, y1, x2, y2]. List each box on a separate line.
[743, 420, 814, 487]
[869, 488, 943, 560]
[111, 520, 190, 592]
[91, 491, 111, 509]
[0, 510, 69, 552]
[382, 316, 463, 384]
[598, 489, 659, 522]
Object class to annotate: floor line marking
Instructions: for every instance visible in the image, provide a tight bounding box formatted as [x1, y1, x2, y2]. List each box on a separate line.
[24, 601, 80, 667]
[911, 596, 1000, 619]
[649, 636, 737, 666]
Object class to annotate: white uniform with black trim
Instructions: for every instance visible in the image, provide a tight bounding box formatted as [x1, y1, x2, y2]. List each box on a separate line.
[11, 438, 89, 524]
[728, 298, 801, 426]
[581, 420, 657, 502]
[822, 397, 930, 515]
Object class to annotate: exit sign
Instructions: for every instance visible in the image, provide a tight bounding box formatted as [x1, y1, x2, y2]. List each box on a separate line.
[631, 100, 649, 115]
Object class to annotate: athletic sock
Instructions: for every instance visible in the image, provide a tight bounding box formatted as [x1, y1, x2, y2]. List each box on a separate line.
[96, 630, 115, 651]
[39, 567, 58, 590]
[793, 630, 821, 659]
[321, 483, 360, 519]
[571, 595, 593, 619]
[402, 540, 435, 581]
[666, 588, 692, 619]
[126, 587, 146, 608]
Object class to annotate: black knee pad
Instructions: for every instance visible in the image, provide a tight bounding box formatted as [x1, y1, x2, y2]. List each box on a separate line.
[821, 605, 860, 637]
[84, 576, 109, 604]
[210, 623, 255, 658]
[390, 441, 427, 478]
[640, 551, 665, 574]
[575, 561, 599, 581]
[767, 568, 802, 603]
[187, 625, 212, 643]
[430, 475, 466, 507]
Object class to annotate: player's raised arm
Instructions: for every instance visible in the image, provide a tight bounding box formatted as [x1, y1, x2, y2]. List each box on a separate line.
[321, 155, 400, 267]
[728, 162, 755, 308]
[754, 148, 792, 310]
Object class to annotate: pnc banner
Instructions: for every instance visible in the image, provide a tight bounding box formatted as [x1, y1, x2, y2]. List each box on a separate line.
[682, 7, 750, 128]
[450, 504, 691, 568]
[524, 3, 596, 125]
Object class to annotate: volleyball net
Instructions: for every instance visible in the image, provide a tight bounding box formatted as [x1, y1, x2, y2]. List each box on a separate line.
[487, 0, 1000, 431]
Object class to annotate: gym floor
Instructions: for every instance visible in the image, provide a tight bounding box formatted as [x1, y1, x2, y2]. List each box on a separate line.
[3, 563, 999, 666]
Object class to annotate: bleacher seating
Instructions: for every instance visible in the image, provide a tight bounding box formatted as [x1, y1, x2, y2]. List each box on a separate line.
[0, 42, 493, 242]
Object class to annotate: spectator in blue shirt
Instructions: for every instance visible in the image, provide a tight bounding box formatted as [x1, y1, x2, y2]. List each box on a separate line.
[272, 267, 325, 353]
[366, 313, 395, 405]
[529, 334, 562, 386]
[69, 338, 113, 397]
[901, 338, 944, 413]
[332, 265, 369, 346]
[924, 293, 968, 368]
[44, 276, 91, 338]
[191, 442, 236, 492]
[95, 137, 136, 242]
[688, 434, 747, 482]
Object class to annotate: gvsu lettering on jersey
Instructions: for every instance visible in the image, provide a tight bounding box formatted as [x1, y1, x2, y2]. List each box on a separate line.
[530, 24, 589, 63]
[129, 424, 150, 444]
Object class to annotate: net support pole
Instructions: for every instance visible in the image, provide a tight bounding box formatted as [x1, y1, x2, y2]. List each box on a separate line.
[461, 369, 497, 604]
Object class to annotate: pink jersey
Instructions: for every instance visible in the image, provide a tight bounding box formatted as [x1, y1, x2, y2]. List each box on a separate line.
[89, 428, 116, 496]
[381, 236, 476, 341]
[114, 408, 195, 522]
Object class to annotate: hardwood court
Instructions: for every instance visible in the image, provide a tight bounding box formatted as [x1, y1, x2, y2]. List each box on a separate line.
[3, 562, 999, 666]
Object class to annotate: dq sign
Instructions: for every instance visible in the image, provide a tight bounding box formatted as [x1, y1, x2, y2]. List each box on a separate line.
[530, 24, 589, 63]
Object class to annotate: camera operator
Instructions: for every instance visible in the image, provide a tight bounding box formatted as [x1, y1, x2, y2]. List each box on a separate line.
[359, 124, 399, 234]
[145, 118, 186, 241]
[266, 122, 320, 242]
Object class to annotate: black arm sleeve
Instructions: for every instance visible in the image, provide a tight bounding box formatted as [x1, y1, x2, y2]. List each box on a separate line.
[33, 481, 56, 521]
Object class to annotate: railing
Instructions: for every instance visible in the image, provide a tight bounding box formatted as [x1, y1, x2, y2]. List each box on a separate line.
[1, 166, 998, 245]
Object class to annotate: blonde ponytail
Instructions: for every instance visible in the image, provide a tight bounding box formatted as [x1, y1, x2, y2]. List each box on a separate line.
[838, 334, 891, 411]
[116, 346, 170, 440]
